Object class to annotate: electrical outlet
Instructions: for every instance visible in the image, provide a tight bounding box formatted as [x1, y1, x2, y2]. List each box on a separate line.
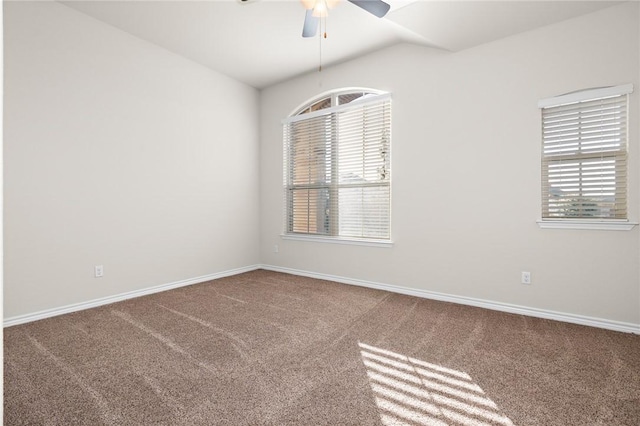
[521, 271, 531, 285]
[95, 265, 104, 278]
[274, 244, 279, 253]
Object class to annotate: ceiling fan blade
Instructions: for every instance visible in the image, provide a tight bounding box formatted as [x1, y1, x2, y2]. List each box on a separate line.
[302, 9, 319, 37]
[347, 0, 390, 18]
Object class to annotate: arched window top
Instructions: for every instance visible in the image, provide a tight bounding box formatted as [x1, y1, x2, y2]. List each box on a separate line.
[292, 88, 386, 117]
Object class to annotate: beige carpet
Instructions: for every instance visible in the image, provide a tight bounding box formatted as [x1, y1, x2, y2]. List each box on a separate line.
[4, 270, 640, 425]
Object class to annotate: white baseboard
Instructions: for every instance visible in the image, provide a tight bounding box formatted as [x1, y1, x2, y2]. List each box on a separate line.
[260, 264, 640, 334]
[6, 263, 639, 335]
[3, 264, 261, 327]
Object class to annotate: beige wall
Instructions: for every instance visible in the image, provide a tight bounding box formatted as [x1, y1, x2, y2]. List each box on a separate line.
[4, 1, 260, 318]
[260, 3, 640, 325]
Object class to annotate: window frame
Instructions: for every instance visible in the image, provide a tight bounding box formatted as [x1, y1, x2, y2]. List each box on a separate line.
[537, 84, 637, 231]
[282, 89, 393, 245]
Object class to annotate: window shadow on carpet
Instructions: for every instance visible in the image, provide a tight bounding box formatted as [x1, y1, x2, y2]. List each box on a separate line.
[359, 342, 514, 426]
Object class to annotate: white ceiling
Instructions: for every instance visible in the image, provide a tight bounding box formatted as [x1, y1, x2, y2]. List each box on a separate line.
[59, 0, 624, 89]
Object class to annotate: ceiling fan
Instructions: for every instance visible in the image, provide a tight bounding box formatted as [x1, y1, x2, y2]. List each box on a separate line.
[301, 0, 391, 37]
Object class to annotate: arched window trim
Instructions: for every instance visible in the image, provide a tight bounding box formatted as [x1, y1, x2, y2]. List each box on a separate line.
[289, 87, 387, 117]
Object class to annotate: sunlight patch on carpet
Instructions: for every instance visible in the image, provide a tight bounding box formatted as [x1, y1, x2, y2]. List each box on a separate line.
[359, 342, 514, 426]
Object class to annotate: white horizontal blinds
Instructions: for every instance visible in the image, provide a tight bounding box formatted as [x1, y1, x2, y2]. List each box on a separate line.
[284, 113, 333, 235]
[284, 92, 391, 239]
[337, 99, 391, 238]
[541, 90, 629, 219]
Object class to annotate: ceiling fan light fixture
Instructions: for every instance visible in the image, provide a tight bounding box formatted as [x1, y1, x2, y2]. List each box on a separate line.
[312, 1, 329, 18]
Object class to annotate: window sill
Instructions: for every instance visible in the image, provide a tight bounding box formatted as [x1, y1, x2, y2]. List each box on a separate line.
[537, 220, 638, 231]
[280, 234, 394, 248]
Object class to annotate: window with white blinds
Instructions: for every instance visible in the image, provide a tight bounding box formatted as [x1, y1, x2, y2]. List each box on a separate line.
[539, 84, 633, 220]
[283, 91, 391, 240]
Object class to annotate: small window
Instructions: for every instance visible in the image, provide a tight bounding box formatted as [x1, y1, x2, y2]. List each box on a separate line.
[283, 89, 391, 241]
[539, 84, 633, 220]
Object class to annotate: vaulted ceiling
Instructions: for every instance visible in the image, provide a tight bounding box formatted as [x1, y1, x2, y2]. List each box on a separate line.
[60, 0, 623, 88]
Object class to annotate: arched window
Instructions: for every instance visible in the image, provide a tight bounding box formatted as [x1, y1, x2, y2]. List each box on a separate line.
[292, 89, 383, 116]
[283, 89, 391, 241]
